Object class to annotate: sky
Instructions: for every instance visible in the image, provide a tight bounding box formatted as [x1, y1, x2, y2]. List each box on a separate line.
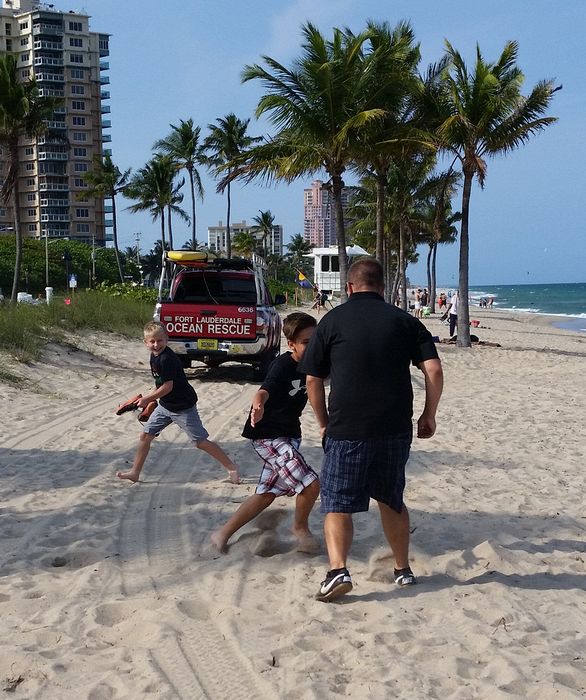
[75, 0, 585, 286]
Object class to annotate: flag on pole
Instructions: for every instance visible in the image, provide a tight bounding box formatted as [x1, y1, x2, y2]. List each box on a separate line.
[297, 271, 313, 288]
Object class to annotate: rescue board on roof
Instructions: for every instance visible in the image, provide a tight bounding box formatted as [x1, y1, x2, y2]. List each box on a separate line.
[166, 250, 210, 263]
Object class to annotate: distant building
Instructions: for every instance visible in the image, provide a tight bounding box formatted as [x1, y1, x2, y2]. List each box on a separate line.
[303, 179, 352, 247]
[207, 220, 283, 256]
[0, 0, 111, 245]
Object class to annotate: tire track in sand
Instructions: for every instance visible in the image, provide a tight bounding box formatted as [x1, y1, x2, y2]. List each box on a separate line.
[115, 380, 274, 699]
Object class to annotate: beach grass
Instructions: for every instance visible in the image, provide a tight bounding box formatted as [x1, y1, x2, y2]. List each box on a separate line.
[0, 290, 153, 361]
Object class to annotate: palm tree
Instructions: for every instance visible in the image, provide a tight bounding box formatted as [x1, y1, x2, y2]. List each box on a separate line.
[434, 40, 559, 346]
[232, 230, 256, 258]
[82, 154, 131, 283]
[239, 23, 395, 301]
[126, 155, 188, 255]
[203, 114, 260, 258]
[154, 118, 205, 249]
[0, 55, 61, 302]
[250, 209, 275, 258]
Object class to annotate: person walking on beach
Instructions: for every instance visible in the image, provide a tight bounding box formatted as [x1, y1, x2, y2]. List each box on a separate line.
[117, 321, 240, 484]
[448, 290, 459, 337]
[211, 313, 320, 553]
[299, 258, 443, 602]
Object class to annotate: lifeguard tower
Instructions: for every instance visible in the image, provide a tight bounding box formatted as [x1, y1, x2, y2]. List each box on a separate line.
[307, 245, 370, 297]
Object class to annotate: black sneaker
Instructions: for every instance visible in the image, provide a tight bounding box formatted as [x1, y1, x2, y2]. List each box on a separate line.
[394, 567, 417, 586]
[315, 568, 353, 602]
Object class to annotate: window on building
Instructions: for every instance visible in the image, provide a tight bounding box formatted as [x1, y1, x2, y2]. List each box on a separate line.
[26, 163, 35, 171]
[77, 223, 90, 233]
[73, 147, 87, 157]
[69, 21, 83, 31]
[71, 84, 85, 95]
[70, 68, 84, 79]
[72, 116, 86, 126]
[6, 40, 12, 52]
[21, 69, 30, 78]
[5, 23, 11, 36]
[76, 208, 89, 218]
[20, 53, 29, 62]
[69, 37, 83, 47]
[27, 193, 36, 201]
[28, 223, 37, 232]
[19, 21, 29, 30]
[25, 147, 34, 155]
[26, 178, 35, 186]
[74, 178, 87, 187]
[20, 37, 28, 46]
[69, 53, 84, 64]
[27, 208, 36, 216]
[72, 132, 87, 142]
[71, 100, 86, 110]
[74, 162, 88, 172]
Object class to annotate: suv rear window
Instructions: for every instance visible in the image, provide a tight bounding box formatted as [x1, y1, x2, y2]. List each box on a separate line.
[173, 271, 257, 305]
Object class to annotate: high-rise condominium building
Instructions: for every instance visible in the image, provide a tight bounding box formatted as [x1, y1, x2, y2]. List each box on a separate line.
[208, 220, 284, 256]
[0, 0, 110, 244]
[303, 179, 351, 247]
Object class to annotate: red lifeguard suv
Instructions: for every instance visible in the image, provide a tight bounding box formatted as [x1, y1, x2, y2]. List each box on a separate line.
[153, 251, 284, 378]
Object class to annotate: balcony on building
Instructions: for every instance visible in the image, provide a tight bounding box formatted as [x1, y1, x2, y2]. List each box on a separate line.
[33, 23, 64, 37]
[34, 40, 63, 51]
[105, 219, 114, 227]
[98, 35, 109, 57]
[45, 119, 66, 130]
[34, 56, 64, 67]
[41, 213, 70, 223]
[100, 105, 110, 114]
[102, 148, 112, 156]
[101, 119, 111, 129]
[102, 134, 112, 142]
[39, 179, 68, 192]
[100, 90, 110, 100]
[38, 151, 68, 161]
[35, 72, 65, 83]
[105, 232, 113, 242]
[38, 87, 64, 98]
[99, 61, 109, 71]
[41, 198, 69, 207]
[100, 75, 110, 85]
[104, 204, 113, 214]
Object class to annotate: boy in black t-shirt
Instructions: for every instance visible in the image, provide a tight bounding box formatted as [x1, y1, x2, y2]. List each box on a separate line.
[211, 313, 319, 553]
[116, 322, 240, 484]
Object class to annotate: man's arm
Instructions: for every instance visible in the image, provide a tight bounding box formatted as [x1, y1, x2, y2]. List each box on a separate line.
[306, 375, 328, 438]
[416, 358, 443, 438]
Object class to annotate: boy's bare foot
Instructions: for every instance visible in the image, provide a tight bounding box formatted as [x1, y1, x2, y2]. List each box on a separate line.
[116, 470, 140, 483]
[293, 528, 320, 554]
[227, 469, 241, 485]
[210, 531, 228, 553]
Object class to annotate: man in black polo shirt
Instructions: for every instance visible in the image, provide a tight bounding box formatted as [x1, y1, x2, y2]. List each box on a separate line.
[299, 258, 443, 601]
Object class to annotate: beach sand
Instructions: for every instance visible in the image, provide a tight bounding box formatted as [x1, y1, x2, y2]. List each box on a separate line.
[0, 307, 584, 699]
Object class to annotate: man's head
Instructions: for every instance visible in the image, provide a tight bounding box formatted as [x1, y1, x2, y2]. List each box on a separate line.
[283, 312, 317, 362]
[143, 321, 168, 356]
[347, 258, 384, 295]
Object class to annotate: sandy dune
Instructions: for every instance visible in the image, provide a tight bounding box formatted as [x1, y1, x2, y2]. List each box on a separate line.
[0, 307, 584, 699]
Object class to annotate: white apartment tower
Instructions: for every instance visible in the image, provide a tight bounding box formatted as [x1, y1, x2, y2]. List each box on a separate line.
[0, 0, 111, 244]
[208, 220, 284, 256]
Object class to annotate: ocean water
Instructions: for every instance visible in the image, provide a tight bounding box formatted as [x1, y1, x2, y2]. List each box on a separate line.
[467, 283, 586, 333]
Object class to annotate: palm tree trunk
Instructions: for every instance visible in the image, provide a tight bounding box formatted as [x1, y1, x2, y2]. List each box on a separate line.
[457, 170, 473, 347]
[375, 173, 385, 264]
[188, 167, 197, 248]
[167, 206, 174, 250]
[9, 142, 21, 303]
[399, 218, 407, 312]
[225, 177, 232, 258]
[426, 244, 432, 301]
[430, 242, 438, 312]
[332, 174, 348, 303]
[111, 194, 124, 283]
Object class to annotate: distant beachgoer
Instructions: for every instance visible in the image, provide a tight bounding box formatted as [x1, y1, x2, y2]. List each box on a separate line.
[116, 321, 240, 484]
[300, 258, 443, 602]
[421, 288, 429, 308]
[448, 290, 459, 337]
[414, 289, 422, 318]
[211, 313, 320, 553]
[487, 296, 494, 308]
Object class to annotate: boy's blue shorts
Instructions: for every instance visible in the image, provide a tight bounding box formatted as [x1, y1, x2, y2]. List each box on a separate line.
[143, 404, 209, 444]
[320, 432, 412, 514]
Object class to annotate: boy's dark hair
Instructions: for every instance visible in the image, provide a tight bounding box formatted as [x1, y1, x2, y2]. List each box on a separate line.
[282, 312, 316, 341]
